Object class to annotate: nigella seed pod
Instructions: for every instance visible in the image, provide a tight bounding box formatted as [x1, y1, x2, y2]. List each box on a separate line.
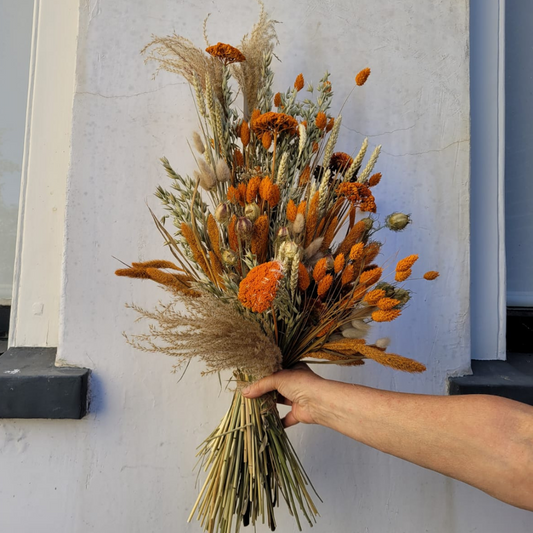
[276, 226, 290, 241]
[215, 203, 231, 224]
[221, 249, 238, 266]
[235, 217, 253, 240]
[386, 212, 411, 231]
[279, 240, 299, 260]
[245, 203, 260, 223]
[393, 288, 411, 305]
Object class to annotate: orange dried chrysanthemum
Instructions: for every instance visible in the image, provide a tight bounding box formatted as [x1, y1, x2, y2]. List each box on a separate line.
[286, 199, 298, 222]
[396, 254, 419, 272]
[424, 271, 440, 280]
[395, 269, 412, 283]
[330, 152, 353, 174]
[372, 309, 401, 322]
[364, 289, 386, 306]
[252, 112, 299, 136]
[355, 67, 371, 86]
[238, 261, 284, 313]
[317, 274, 333, 297]
[313, 258, 328, 283]
[205, 42, 246, 65]
[315, 111, 327, 130]
[274, 92, 282, 107]
[294, 73, 305, 91]
[359, 267, 382, 286]
[334, 253, 345, 274]
[336, 182, 376, 213]
[298, 262, 311, 290]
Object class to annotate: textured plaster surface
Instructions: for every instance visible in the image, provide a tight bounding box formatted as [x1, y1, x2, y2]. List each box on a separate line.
[1, 1, 532, 532]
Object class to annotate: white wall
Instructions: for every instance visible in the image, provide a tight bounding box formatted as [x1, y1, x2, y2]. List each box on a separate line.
[1, 1, 532, 532]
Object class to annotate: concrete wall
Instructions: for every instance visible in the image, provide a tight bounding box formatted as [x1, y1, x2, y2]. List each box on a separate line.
[1, 1, 532, 532]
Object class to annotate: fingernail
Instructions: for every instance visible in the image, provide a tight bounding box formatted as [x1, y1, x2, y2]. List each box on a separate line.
[242, 386, 251, 395]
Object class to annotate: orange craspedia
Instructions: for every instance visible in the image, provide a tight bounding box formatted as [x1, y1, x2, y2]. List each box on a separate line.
[205, 42, 246, 64]
[267, 182, 280, 207]
[355, 67, 371, 86]
[313, 258, 328, 283]
[376, 298, 401, 311]
[298, 262, 311, 290]
[396, 254, 418, 272]
[424, 271, 440, 281]
[364, 289, 386, 306]
[334, 253, 345, 274]
[359, 267, 382, 286]
[294, 73, 305, 91]
[287, 199, 297, 222]
[315, 111, 327, 130]
[326, 117, 335, 132]
[246, 176, 262, 204]
[274, 92, 282, 107]
[238, 261, 284, 313]
[395, 269, 412, 283]
[240, 121, 250, 147]
[341, 263, 355, 285]
[372, 309, 401, 323]
[262, 131, 273, 150]
[317, 274, 333, 297]
[349, 242, 364, 262]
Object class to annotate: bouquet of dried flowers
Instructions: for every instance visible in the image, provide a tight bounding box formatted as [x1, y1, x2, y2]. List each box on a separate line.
[116, 5, 438, 533]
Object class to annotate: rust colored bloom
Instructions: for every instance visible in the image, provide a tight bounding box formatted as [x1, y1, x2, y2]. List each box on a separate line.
[337, 219, 367, 257]
[424, 270, 440, 280]
[326, 117, 335, 132]
[262, 131, 273, 150]
[341, 263, 355, 285]
[228, 214, 238, 252]
[286, 199, 297, 222]
[251, 214, 269, 261]
[250, 108, 261, 125]
[320, 216, 339, 252]
[330, 152, 354, 174]
[238, 261, 284, 313]
[351, 284, 368, 302]
[246, 176, 262, 204]
[364, 242, 381, 265]
[317, 274, 333, 297]
[259, 176, 272, 201]
[371, 309, 401, 323]
[334, 253, 345, 274]
[299, 165, 311, 186]
[359, 267, 382, 286]
[294, 73, 304, 91]
[396, 254, 419, 272]
[297, 200, 307, 216]
[115, 268, 150, 279]
[337, 182, 376, 213]
[298, 262, 311, 290]
[395, 269, 412, 282]
[368, 172, 382, 187]
[274, 92, 282, 107]
[234, 149, 244, 167]
[313, 258, 328, 283]
[349, 242, 364, 262]
[228, 184, 245, 206]
[205, 42, 246, 64]
[267, 182, 281, 207]
[240, 121, 250, 147]
[312, 141, 319, 153]
[252, 112, 299, 136]
[315, 111, 327, 130]
[364, 289, 386, 306]
[355, 67, 371, 86]
[376, 297, 400, 311]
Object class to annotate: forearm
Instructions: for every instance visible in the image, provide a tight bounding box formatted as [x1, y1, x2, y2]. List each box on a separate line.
[311, 380, 533, 511]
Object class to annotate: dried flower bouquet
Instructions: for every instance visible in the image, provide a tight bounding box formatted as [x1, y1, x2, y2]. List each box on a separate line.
[116, 4, 438, 533]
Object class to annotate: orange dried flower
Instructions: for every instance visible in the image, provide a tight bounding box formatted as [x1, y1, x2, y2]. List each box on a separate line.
[368, 172, 382, 187]
[341, 263, 355, 285]
[207, 214, 221, 261]
[180, 223, 211, 278]
[274, 92, 282, 107]
[395, 269, 412, 282]
[364, 289, 386, 306]
[424, 271, 440, 280]
[396, 254, 419, 272]
[349, 242, 364, 262]
[267, 182, 280, 207]
[237, 183, 247, 206]
[250, 109, 261, 125]
[251, 214, 269, 261]
[252, 112, 299, 136]
[259, 176, 272, 201]
[234, 149, 244, 167]
[326, 117, 335, 132]
[359, 267, 382, 286]
[312, 141, 319, 153]
[228, 215, 239, 251]
[298, 262, 311, 290]
[355, 67, 371, 86]
[364, 242, 381, 265]
[115, 268, 150, 279]
[300, 120, 307, 129]
[357, 345, 425, 373]
[371, 309, 401, 323]
[238, 261, 284, 313]
[315, 111, 327, 130]
[227, 185, 238, 204]
[316, 322, 336, 338]
[337, 219, 367, 257]
[294, 73, 304, 91]
[351, 284, 368, 302]
[246, 176, 262, 204]
[313, 258, 328, 283]
[334, 253, 345, 274]
[286, 199, 298, 222]
[297, 200, 307, 216]
[205, 43, 246, 64]
[131, 260, 181, 271]
[330, 152, 354, 174]
[337, 182, 376, 213]
[240, 121, 250, 147]
[262, 131, 273, 150]
[317, 274, 333, 297]
[299, 166, 311, 186]
[320, 216, 339, 252]
[376, 298, 400, 311]
[304, 191, 320, 247]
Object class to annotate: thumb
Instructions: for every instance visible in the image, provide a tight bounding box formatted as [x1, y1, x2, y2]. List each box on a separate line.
[241, 374, 279, 398]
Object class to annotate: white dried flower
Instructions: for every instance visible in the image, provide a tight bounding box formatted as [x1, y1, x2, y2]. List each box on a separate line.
[198, 158, 216, 190]
[304, 237, 324, 259]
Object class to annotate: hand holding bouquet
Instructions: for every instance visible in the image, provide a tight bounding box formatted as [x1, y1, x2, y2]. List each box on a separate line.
[116, 5, 438, 532]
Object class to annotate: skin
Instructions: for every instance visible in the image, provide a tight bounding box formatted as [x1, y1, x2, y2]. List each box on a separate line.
[242, 364, 533, 512]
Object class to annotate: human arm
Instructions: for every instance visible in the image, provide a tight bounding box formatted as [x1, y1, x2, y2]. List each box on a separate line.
[241, 365, 533, 511]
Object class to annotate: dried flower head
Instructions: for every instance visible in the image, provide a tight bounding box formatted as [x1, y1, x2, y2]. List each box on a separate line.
[396, 254, 418, 272]
[334, 253, 345, 274]
[286, 199, 297, 222]
[371, 309, 401, 322]
[298, 262, 311, 290]
[294, 73, 304, 91]
[240, 120, 250, 147]
[376, 298, 400, 311]
[355, 67, 371, 86]
[205, 42, 246, 65]
[317, 274, 333, 297]
[336, 182, 376, 213]
[315, 111, 327, 130]
[313, 258, 328, 283]
[368, 172, 382, 187]
[424, 271, 440, 281]
[238, 261, 284, 312]
[274, 92, 282, 107]
[359, 267, 382, 286]
[395, 269, 412, 283]
[364, 289, 386, 305]
[252, 111, 299, 136]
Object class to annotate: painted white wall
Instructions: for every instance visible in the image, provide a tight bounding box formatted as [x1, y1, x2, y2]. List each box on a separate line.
[1, 1, 532, 532]
[0, 0, 34, 302]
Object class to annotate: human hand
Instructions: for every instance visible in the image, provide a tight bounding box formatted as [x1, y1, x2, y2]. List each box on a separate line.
[241, 363, 323, 427]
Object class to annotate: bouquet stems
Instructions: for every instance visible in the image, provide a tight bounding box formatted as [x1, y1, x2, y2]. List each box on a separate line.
[189, 374, 320, 533]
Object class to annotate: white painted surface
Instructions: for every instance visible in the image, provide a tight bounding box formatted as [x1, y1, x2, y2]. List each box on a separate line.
[1, 1, 532, 532]
[9, 0, 79, 347]
[505, 0, 533, 308]
[0, 0, 34, 301]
